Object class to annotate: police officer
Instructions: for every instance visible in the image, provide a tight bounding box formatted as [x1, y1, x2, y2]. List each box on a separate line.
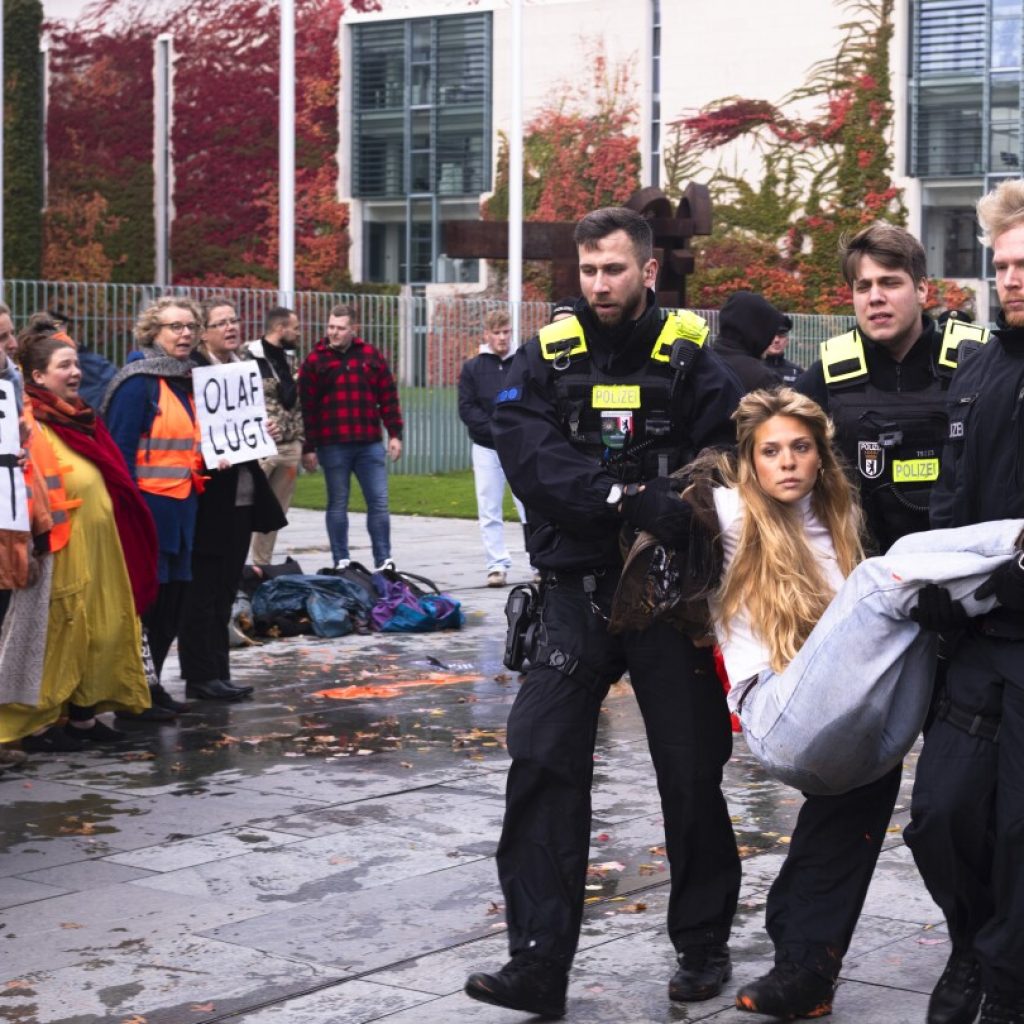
[463, 207, 743, 1018]
[903, 180, 1024, 1024]
[731, 222, 964, 1019]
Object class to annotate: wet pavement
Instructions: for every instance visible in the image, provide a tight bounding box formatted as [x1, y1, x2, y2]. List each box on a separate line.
[0, 509, 947, 1024]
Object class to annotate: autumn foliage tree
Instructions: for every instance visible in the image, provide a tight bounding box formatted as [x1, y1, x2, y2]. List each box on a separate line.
[667, 0, 905, 313]
[484, 46, 641, 300]
[43, 0, 374, 288]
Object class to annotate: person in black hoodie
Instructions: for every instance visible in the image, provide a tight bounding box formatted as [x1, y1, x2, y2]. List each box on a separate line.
[457, 309, 528, 587]
[464, 207, 742, 1018]
[714, 290, 791, 393]
[904, 181, 1024, 1024]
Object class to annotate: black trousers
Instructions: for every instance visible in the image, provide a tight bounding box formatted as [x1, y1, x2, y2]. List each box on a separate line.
[177, 509, 252, 685]
[496, 572, 740, 963]
[905, 631, 1024, 1000]
[142, 580, 190, 679]
[766, 764, 902, 981]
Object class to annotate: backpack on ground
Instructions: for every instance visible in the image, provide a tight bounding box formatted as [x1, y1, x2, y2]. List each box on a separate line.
[251, 574, 371, 639]
[369, 566, 463, 633]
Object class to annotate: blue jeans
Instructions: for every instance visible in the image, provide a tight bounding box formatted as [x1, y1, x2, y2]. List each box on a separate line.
[318, 441, 391, 566]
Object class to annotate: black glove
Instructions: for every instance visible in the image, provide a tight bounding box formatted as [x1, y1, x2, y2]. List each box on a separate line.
[909, 584, 971, 632]
[619, 476, 693, 546]
[974, 553, 1024, 611]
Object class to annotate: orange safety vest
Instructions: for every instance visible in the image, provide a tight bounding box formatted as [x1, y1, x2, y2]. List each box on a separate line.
[23, 407, 82, 553]
[135, 379, 202, 499]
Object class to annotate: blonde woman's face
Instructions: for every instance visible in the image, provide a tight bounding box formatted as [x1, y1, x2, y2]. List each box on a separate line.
[752, 415, 821, 504]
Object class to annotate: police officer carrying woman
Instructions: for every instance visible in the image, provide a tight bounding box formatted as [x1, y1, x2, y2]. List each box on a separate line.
[464, 207, 743, 1018]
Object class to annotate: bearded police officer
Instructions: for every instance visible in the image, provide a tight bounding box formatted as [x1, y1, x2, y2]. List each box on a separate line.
[730, 222, 979, 1020]
[463, 207, 743, 1018]
[903, 180, 1024, 1024]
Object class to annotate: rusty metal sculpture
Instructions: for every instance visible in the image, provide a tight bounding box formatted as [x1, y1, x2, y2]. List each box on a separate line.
[441, 184, 712, 307]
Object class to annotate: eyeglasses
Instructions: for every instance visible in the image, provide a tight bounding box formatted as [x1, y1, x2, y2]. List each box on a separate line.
[158, 321, 199, 334]
[207, 316, 241, 330]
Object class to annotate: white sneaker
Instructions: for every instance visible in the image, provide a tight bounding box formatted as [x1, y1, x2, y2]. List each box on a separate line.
[374, 558, 396, 573]
[335, 558, 351, 570]
[487, 570, 508, 588]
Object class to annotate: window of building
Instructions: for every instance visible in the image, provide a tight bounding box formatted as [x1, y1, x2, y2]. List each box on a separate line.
[353, 13, 492, 285]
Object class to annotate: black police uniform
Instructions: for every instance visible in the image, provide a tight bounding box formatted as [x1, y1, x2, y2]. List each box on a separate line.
[763, 352, 803, 387]
[778, 315, 951, 982]
[903, 314, 1024, 1004]
[490, 294, 742, 964]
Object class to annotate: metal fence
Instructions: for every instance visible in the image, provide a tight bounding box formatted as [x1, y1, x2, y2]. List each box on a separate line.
[1, 278, 854, 475]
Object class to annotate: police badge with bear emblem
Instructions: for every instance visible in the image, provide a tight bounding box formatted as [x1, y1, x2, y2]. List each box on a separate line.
[858, 440, 884, 479]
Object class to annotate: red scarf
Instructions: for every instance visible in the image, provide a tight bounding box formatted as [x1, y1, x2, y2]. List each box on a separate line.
[27, 384, 159, 615]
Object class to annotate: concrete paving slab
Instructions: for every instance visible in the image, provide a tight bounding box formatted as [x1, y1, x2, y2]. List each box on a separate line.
[15, 858, 157, 890]
[0, 873, 68, 910]
[217, 979, 436, 1024]
[130, 819, 490, 908]
[0, 510, 955, 1023]
[103, 826, 306, 872]
[201, 857, 505, 970]
[1, 934, 345, 1024]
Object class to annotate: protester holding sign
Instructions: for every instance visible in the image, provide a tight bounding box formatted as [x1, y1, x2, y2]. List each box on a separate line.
[0, 328, 157, 753]
[103, 296, 206, 722]
[177, 298, 284, 702]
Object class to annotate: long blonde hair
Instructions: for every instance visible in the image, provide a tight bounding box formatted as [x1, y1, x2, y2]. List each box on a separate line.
[713, 388, 864, 672]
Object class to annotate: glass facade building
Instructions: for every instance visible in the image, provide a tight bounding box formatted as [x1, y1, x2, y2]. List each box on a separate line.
[911, 0, 1022, 280]
[351, 12, 492, 286]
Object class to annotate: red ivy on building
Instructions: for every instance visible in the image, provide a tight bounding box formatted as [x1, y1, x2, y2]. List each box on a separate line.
[669, 0, 911, 314]
[43, 0, 377, 288]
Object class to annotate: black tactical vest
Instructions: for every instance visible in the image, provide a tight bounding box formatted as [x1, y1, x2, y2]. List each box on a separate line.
[822, 328, 957, 550]
[538, 311, 708, 483]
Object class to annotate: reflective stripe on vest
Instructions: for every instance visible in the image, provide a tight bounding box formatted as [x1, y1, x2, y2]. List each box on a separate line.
[538, 318, 587, 361]
[26, 419, 82, 552]
[821, 329, 868, 386]
[136, 379, 201, 498]
[538, 310, 709, 364]
[937, 315, 990, 371]
[649, 309, 709, 363]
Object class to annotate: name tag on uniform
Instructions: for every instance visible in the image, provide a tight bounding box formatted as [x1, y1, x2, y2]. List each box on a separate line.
[892, 458, 940, 483]
[591, 384, 640, 409]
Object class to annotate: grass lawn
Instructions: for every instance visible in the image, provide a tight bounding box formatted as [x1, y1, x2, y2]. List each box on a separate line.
[292, 470, 520, 520]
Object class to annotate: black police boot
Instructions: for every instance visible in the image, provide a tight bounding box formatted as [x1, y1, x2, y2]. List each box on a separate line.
[980, 995, 1024, 1024]
[736, 962, 835, 1019]
[669, 943, 732, 1002]
[464, 953, 568, 1019]
[929, 950, 983, 1024]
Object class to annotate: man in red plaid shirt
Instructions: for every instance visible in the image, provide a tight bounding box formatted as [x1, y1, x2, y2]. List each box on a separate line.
[299, 304, 403, 570]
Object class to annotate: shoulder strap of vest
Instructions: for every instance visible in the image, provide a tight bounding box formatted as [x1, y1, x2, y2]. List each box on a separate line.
[538, 316, 588, 361]
[938, 316, 990, 374]
[651, 310, 709, 365]
[821, 329, 868, 387]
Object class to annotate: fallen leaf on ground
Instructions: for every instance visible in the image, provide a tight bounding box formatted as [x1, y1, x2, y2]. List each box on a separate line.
[190, 1003, 215, 1012]
[619, 902, 648, 913]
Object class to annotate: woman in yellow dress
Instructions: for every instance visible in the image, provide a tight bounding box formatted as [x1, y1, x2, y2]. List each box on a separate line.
[0, 329, 158, 751]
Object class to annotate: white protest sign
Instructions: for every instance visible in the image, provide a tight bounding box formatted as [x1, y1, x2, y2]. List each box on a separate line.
[0, 379, 29, 531]
[192, 361, 278, 470]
